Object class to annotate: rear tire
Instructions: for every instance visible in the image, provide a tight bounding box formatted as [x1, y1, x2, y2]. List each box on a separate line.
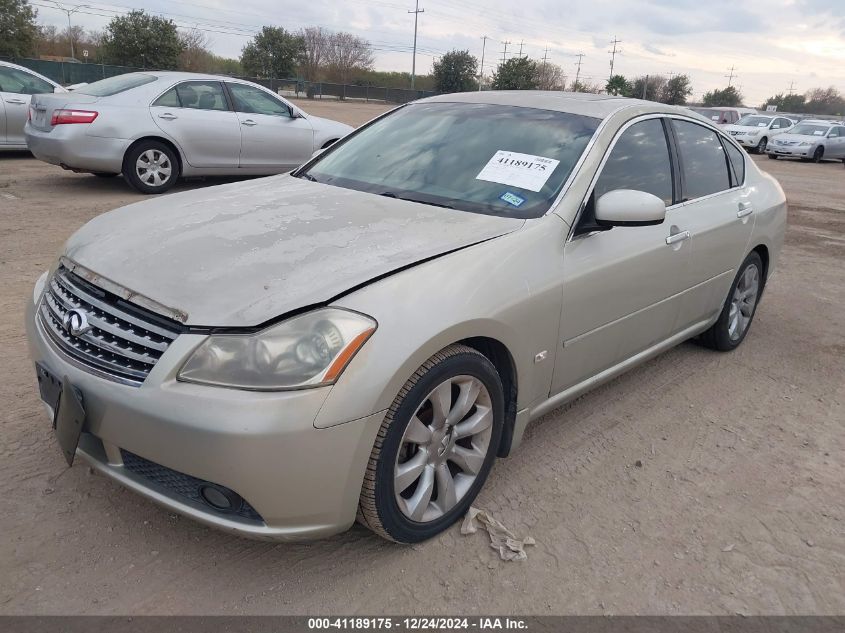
[358, 344, 504, 543]
[812, 146, 824, 163]
[698, 251, 764, 352]
[123, 140, 179, 194]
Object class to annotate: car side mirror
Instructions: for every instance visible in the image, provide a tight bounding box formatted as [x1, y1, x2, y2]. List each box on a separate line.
[595, 190, 667, 227]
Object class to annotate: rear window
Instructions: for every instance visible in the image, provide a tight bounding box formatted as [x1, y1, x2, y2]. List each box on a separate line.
[76, 73, 157, 97]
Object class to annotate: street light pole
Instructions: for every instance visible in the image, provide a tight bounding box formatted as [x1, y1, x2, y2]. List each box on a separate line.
[42, 1, 90, 60]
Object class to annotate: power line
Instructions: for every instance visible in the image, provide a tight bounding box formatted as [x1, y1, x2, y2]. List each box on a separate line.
[408, 0, 424, 89]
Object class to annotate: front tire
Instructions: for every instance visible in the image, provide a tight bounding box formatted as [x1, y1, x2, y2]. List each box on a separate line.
[768, 154, 778, 160]
[358, 344, 504, 543]
[123, 140, 179, 194]
[756, 137, 768, 154]
[812, 146, 824, 163]
[698, 251, 763, 351]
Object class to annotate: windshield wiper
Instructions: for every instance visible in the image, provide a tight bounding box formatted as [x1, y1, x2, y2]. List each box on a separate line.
[299, 172, 318, 182]
[379, 191, 454, 210]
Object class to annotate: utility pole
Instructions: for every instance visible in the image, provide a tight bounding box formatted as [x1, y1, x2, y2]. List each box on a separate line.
[501, 40, 511, 64]
[408, 0, 424, 89]
[642, 74, 649, 99]
[725, 65, 737, 87]
[42, 1, 91, 60]
[787, 81, 796, 95]
[608, 36, 621, 81]
[541, 47, 549, 90]
[574, 53, 585, 88]
[518, 40, 525, 57]
[478, 35, 489, 91]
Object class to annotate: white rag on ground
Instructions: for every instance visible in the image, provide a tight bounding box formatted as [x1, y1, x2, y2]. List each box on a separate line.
[461, 506, 535, 561]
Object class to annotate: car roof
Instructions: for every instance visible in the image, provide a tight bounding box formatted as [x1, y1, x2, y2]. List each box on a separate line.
[417, 91, 692, 120]
[141, 71, 252, 83]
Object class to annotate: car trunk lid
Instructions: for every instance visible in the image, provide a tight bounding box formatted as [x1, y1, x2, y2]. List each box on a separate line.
[29, 92, 99, 131]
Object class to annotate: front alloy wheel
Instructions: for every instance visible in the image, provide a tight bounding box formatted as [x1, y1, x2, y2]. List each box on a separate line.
[358, 344, 504, 542]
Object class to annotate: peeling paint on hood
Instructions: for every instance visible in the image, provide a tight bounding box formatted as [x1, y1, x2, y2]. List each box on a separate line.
[64, 175, 525, 327]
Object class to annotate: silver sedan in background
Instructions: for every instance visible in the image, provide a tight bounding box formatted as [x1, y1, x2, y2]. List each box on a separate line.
[766, 120, 845, 162]
[0, 60, 65, 149]
[24, 72, 353, 193]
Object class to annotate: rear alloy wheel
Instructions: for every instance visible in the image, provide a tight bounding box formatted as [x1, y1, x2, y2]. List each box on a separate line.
[358, 344, 504, 543]
[812, 146, 824, 163]
[124, 140, 179, 194]
[698, 251, 763, 351]
[756, 137, 768, 154]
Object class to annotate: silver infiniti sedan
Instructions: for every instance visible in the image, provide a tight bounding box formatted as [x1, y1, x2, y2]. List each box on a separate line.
[26, 92, 786, 542]
[24, 72, 353, 193]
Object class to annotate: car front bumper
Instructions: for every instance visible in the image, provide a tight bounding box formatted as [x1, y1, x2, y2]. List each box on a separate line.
[767, 146, 811, 157]
[25, 276, 385, 540]
[731, 135, 762, 148]
[25, 122, 130, 173]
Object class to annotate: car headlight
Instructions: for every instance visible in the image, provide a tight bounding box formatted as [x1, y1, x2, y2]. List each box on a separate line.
[178, 308, 377, 391]
[798, 141, 811, 146]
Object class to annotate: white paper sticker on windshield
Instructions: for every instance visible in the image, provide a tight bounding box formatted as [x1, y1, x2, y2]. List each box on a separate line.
[475, 151, 560, 193]
[813, 130, 824, 135]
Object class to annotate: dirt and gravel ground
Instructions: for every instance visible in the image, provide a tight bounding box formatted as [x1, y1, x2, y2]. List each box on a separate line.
[0, 102, 843, 615]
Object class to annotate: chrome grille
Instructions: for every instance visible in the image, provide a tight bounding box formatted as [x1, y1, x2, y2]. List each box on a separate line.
[37, 266, 181, 385]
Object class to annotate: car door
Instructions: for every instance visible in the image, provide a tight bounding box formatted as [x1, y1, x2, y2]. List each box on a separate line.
[150, 81, 242, 169]
[0, 66, 55, 146]
[552, 116, 692, 393]
[825, 126, 845, 158]
[668, 119, 755, 330]
[225, 82, 315, 170]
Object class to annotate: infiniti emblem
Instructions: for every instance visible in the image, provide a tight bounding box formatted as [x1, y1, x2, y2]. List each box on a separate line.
[62, 309, 92, 338]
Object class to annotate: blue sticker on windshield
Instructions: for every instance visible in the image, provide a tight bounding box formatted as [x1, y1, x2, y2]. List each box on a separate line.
[500, 191, 525, 207]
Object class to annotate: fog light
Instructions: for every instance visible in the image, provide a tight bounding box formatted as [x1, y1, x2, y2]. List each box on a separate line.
[198, 484, 241, 512]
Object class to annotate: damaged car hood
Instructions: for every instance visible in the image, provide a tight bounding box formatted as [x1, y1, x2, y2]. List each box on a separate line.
[64, 175, 524, 327]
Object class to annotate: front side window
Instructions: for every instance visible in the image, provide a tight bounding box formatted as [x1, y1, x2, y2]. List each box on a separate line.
[76, 73, 157, 97]
[776, 118, 793, 129]
[300, 102, 601, 219]
[594, 118, 674, 206]
[0, 67, 54, 95]
[227, 83, 291, 117]
[828, 127, 840, 138]
[175, 82, 228, 111]
[673, 120, 731, 200]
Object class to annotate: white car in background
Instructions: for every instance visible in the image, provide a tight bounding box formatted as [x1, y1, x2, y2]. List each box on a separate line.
[724, 114, 795, 153]
[0, 60, 65, 149]
[767, 120, 845, 163]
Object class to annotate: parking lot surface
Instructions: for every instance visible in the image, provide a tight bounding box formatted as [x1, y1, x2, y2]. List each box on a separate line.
[1, 104, 843, 614]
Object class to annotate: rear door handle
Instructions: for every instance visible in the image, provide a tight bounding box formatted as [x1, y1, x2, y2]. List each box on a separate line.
[665, 231, 690, 245]
[157, 113, 177, 120]
[6, 98, 26, 104]
[737, 201, 753, 218]
[241, 119, 257, 127]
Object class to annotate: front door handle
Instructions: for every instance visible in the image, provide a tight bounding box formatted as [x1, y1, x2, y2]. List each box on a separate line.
[241, 119, 257, 127]
[737, 201, 753, 218]
[665, 230, 690, 245]
[157, 113, 177, 120]
[6, 98, 26, 104]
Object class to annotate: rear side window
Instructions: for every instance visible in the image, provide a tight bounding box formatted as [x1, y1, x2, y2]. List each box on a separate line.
[175, 82, 228, 111]
[673, 120, 731, 200]
[723, 141, 745, 186]
[594, 118, 674, 206]
[77, 73, 157, 97]
[152, 88, 180, 107]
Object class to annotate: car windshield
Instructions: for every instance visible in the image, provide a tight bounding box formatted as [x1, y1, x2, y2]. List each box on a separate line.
[737, 115, 772, 127]
[791, 123, 831, 137]
[298, 102, 601, 219]
[76, 73, 157, 97]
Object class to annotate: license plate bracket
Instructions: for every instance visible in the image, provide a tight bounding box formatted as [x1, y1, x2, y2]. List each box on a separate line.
[35, 363, 85, 466]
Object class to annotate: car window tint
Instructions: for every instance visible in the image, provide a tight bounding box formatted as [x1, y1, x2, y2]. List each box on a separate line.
[228, 83, 290, 117]
[175, 82, 228, 111]
[152, 88, 180, 107]
[673, 120, 731, 199]
[594, 118, 673, 205]
[0, 67, 53, 95]
[724, 141, 745, 186]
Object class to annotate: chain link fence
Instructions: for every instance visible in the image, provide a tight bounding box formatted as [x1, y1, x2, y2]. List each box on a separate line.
[2, 57, 435, 105]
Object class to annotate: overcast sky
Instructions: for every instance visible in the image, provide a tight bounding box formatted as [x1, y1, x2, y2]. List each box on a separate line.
[34, 0, 845, 105]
